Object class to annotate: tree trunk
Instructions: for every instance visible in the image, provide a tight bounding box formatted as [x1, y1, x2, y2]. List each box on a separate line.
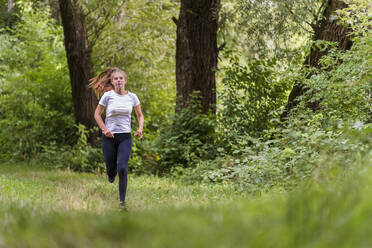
[175, 0, 220, 114]
[8, 0, 14, 12]
[58, 0, 98, 145]
[284, 0, 352, 116]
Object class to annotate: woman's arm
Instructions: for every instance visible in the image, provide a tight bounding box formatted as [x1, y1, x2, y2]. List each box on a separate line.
[134, 104, 144, 139]
[94, 104, 114, 138]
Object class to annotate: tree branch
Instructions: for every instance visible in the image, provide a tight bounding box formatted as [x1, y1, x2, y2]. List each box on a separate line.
[8, 0, 14, 12]
[87, 2, 125, 48]
[283, 2, 314, 34]
[172, 16, 178, 25]
[218, 42, 226, 51]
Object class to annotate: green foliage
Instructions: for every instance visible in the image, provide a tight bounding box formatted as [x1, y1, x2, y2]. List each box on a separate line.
[39, 124, 105, 173]
[295, 1, 372, 126]
[129, 130, 160, 175]
[0, 2, 75, 160]
[174, 0, 371, 192]
[0, 0, 369, 200]
[0, 0, 21, 31]
[218, 51, 292, 140]
[0, 0, 179, 173]
[0, 0, 180, 173]
[219, 0, 323, 60]
[179, 121, 371, 192]
[155, 96, 218, 174]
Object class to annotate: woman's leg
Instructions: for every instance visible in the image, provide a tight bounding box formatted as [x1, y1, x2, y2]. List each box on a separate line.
[101, 135, 118, 182]
[116, 133, 132, 203]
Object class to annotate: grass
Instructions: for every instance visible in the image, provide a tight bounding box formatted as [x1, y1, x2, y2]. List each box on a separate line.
[0, 150, 371, 248]
[0, 162, 244, 213]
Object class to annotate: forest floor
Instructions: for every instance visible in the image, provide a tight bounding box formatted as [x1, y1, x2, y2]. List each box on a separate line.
[1, 161, 371, 248]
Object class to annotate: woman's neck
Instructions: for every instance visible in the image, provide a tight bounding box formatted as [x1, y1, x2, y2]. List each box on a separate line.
[114, 88, 127, 95]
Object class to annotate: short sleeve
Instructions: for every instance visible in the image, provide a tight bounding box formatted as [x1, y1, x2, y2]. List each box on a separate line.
[132, 93, 140, 107]
[98, 91, 110, 107]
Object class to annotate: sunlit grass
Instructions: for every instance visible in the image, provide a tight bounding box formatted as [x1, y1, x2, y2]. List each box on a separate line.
[0, 162, 245, 213]
[0, 150, 371, 247]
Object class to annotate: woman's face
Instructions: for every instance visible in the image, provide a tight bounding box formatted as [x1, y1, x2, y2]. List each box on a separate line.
[111, 72, 126, 89]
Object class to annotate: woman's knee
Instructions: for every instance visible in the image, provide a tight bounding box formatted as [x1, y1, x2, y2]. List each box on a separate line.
[117, 166, 127, 175]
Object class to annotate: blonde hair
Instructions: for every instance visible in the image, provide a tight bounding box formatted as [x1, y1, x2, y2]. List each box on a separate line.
[89, 67, 127, 98]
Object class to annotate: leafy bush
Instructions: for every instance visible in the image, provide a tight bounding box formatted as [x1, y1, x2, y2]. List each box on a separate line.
[0, 0, 21, 31]
[155, 97, 218, 174]
[178, 119, 371, 193]
[218, 51, 292, 142]
[129, 128, 169, 175]
[172, 1, 372, 191]
[0, 2, 75, 160]
[38, 124, 105, 173]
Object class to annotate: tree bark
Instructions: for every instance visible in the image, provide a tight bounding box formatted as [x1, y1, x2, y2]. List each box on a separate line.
[58, 0, 98, 145]
[8, 0, 14, 12]
[284, 0, 352, 116]
[175, 0, 220, 114]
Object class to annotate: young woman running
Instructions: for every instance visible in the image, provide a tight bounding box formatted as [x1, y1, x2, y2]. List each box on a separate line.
[90, 67, 144, 210]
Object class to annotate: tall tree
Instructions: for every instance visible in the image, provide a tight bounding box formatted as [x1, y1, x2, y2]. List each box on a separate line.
[223, 0, 326, 60]
[7, 0, 13, 12]
[285, 0, 352, 114]
[174, 0, 220, 114]
[58, 0, 98, 144]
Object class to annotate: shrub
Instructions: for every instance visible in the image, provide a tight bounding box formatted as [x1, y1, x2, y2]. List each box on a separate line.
[218, 51, 292, 141]
[173, 1, 372, 191]
[39, 124, 105, 173]
[0, 2, 75, 160]
[155, 96, 218, 174]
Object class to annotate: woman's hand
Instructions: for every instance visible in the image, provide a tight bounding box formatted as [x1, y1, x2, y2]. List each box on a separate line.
[134, 129, 143, 139]
[103, 129, 114, 138]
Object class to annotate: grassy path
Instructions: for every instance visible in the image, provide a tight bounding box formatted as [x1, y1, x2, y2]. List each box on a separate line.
[0, 162, 244, 213]
[1, 160, 372, 247]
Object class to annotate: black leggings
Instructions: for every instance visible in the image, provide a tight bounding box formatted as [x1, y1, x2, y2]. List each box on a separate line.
[102, 133, 132, 202]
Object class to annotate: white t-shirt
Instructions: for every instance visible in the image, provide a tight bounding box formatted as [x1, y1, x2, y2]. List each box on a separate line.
[99, 90, 140, 133]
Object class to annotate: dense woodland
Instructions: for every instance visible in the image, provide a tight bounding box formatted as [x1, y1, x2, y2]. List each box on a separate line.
[0, 0, 370, 185]
[0, 0, 372, 245]
[0, 0, 371, 189]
